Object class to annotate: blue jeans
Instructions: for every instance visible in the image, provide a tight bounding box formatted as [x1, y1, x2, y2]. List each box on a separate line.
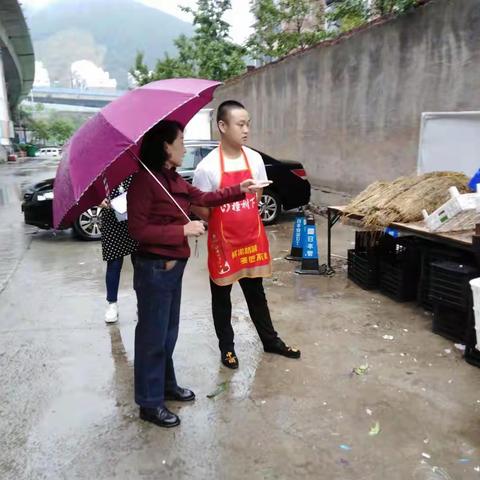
[106, 255, 135, 303]
[133, 257, 187, 408]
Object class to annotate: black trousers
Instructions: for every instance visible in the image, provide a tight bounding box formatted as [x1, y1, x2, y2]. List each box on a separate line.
[210, 277, 279, 353]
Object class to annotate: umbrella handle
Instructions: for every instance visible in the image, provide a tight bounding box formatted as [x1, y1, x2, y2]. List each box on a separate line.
[129, 151, 190, 223]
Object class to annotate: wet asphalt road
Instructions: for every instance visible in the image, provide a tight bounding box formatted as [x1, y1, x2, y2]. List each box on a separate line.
[1, 158, 480, 480]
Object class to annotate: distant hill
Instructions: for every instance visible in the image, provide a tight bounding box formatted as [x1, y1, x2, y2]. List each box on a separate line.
[25, 0, 194, 89]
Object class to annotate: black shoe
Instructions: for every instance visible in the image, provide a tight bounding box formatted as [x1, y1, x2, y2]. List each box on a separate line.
[139, 407, 180, 428]
[264, 339, 301, 359]
[165, 386, 195, 402]
[221, 351, 239, 369]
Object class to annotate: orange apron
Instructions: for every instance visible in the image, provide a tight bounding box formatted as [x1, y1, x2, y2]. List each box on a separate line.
[208, 146, 272, 286]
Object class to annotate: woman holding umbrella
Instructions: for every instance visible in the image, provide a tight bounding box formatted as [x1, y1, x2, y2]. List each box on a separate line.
[127, 120, 261, 428]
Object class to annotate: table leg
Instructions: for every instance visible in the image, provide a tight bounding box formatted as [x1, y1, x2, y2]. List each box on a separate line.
[327, 209, 341, 274]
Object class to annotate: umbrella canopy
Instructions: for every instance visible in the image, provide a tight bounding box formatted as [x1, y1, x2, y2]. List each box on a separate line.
[53, 78, 221, 228]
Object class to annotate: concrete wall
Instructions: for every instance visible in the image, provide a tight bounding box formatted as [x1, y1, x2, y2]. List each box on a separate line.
[212, 0, 480, 199]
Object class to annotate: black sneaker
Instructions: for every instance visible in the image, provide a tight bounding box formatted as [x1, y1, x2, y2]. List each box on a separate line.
[264, 339, 301, 359]
[221, 351, 239, 369]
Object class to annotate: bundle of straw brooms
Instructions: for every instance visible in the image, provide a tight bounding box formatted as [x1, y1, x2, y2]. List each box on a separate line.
[343, 172, 470, 228]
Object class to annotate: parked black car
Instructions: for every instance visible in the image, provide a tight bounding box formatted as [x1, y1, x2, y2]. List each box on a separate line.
[22, 140, 310, 240]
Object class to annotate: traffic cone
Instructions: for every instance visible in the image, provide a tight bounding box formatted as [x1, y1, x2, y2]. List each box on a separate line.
[295, 214, 327, 275]
[285, 208, 305, 261]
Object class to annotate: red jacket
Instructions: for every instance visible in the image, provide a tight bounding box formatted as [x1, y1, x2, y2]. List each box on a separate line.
[128, 167, 245, 259]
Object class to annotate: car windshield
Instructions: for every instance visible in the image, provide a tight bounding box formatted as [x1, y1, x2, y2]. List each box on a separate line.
[182, 147, 202, 170]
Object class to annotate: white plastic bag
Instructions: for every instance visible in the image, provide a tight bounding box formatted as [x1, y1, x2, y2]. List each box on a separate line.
[110, 192, 128, 222]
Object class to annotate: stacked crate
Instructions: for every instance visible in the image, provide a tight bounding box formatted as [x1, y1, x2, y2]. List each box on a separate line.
[429, 261, 478, 343]
[347, 231, 381, 290]
[378, 237, 421, 302]
[417, 244, 467, 311]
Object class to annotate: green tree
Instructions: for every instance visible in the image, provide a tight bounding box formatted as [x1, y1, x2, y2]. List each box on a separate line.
[372, 0, 417, 15]
[17, 105, 35, 130]
[31, 119, 51, 144]
[49, 119, 76, 145]
[246, 0, 280, 60]
[130, 52, 154, 86]
[327, 0, 419, 32]
[247, 0, 327, 61]
[130, 0, 246, 85]
[326, 0, 369, 33]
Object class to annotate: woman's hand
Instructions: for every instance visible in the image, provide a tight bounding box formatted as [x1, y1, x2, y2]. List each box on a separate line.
[99, 199, 110, 209]
[183, 220, 205, 237]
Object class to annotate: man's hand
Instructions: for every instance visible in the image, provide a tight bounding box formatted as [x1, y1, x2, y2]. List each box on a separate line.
[240, 179, 255, 193]
[240, 179, 272, 193]
[183, 220, 205, 237]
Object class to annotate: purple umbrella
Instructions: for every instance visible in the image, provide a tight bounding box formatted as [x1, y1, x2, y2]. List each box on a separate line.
[53, 78, 221, 229]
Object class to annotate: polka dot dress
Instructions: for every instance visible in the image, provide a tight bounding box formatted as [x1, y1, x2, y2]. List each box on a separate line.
[100, 176, 138, 262]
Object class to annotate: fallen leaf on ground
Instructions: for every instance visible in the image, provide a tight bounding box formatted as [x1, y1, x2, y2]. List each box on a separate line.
[369, 421, 381, 436]
[206, 381, 230, 399]
[353, 364, 369, 375]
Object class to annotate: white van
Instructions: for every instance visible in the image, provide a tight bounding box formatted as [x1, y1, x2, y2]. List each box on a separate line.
[36, 147, 61, 158]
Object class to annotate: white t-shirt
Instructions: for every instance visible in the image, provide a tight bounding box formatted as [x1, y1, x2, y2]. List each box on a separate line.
[193, 146, 267, 192]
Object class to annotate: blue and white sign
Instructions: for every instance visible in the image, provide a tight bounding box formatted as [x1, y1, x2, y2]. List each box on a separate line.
[292, 216, 306, 250]
[302, 225, 319, 260]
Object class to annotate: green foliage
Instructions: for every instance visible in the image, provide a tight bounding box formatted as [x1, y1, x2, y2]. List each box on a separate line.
[248, 0, 420, 61]
[49, 119, 76, 145]
[373, 0, 418, 15]
[247, 0, 328, 60]
[327, 0, 419, 33]
[17, 105, 79, 145]
[31, 120, 51, 144]
[327, 0, 369, 32]
[130, 0, 246, 85]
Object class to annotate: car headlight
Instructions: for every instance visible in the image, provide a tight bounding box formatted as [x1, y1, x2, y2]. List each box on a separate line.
[37, 191, 54, 201]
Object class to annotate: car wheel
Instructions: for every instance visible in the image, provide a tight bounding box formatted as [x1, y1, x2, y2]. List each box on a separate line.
[72, 207, 103, 240]
[258, 189, 281, 225]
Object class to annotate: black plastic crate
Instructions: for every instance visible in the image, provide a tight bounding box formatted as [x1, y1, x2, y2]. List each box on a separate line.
[417, 244, 467, 311]
[355, 230, 380, 252]
[429, 261, 479, 311]
[378, 238, 421, 302]
[432, 304, 471, 343]
[347, 249, 379, 290]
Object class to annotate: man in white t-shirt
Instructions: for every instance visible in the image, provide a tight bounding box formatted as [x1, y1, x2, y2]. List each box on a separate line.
[193, 100, 301, 369]
[193, 145, 268, 193]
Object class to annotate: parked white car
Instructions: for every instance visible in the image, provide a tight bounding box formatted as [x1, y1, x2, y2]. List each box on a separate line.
[36, 147, 61, 158]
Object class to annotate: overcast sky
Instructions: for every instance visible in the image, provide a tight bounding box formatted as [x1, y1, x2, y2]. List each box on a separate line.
[22, 0, 254, 44]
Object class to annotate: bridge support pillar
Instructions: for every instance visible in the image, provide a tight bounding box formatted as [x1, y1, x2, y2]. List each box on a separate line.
[0, 51, 12, 162]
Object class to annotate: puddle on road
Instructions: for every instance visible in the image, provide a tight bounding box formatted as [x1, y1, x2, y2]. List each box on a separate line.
[0, 183, 21, 206]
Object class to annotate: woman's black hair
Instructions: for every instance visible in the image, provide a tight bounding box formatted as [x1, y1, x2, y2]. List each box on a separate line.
[139, 120, 184, 171]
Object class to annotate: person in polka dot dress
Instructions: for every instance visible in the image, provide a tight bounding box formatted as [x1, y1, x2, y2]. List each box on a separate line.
[100, 175, 138, 323]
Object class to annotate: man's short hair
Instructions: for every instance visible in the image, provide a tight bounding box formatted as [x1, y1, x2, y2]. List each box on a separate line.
[216, 100, 246, 124]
